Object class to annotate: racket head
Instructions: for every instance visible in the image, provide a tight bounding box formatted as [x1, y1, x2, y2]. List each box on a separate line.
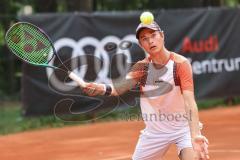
[5, 22, 56, 68]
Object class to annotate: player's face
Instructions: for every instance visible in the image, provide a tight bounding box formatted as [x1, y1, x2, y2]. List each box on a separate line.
[138, 28, 164, 55]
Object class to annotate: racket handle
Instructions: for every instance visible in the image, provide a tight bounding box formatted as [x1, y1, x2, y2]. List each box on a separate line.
[68, 72, 86, 88]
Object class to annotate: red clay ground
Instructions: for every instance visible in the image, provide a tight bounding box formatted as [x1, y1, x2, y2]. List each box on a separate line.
[0, 106, 240, 160]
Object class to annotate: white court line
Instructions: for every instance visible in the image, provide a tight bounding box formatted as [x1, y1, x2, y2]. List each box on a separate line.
[102, 155, 132, 160]
[102, 150, 240, 160]
[210, 149, 240, 153]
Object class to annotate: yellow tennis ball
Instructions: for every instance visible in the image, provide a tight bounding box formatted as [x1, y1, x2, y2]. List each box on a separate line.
[140, 11, 154, 24]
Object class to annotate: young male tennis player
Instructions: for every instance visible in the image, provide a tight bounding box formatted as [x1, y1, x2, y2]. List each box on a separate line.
[82, 13, 209, 160]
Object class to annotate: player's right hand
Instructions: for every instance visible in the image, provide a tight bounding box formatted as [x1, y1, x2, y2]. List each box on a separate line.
[192, 135, 209, 160]
[82, 83, 105, 96]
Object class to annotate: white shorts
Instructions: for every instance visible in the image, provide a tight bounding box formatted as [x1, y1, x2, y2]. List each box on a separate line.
[132, 127, 192, 160]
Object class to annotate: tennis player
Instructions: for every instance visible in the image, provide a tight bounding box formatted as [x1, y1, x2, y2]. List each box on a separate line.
[82, 17, 209, 160]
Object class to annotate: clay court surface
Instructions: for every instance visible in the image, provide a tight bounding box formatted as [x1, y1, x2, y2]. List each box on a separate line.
[0, 106, 240, 160]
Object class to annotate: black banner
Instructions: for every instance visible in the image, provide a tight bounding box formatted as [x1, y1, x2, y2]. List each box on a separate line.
[19, 8, 240, 116]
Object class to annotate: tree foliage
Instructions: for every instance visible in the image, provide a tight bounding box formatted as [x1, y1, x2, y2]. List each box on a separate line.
[1, 0, 240, 15]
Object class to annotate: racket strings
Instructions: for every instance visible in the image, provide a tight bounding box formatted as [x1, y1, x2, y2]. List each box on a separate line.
[6, 23, 53, 65]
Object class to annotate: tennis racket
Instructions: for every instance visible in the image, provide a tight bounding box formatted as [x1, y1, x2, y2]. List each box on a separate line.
[5, 22, 86, 88]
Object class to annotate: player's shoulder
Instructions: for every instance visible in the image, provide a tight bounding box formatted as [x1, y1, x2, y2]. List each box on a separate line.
[171, 52, 189, 64]
[171, 52, 192, 73]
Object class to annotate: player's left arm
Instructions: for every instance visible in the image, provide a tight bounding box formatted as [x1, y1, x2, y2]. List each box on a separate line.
[182, 90, 201, 138]
[183, 90, 209, 160]
[178, 61, 209, 159]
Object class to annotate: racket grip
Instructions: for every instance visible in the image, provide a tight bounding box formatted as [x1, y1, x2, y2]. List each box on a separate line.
[68, 72, 86, 88]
